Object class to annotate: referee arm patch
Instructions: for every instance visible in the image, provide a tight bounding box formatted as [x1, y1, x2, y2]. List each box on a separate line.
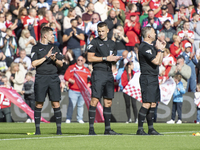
[145, 49, 152, 55]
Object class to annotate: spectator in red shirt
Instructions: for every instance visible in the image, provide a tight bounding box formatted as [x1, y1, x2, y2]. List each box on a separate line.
[124, 13, 140, 52]
[125, 3, 139, 24]
[23, 8, 39, 42]
[170, 34, 183, 58]
[121, 61, 138, 123]
[149, 0, 162, 16]
[39, 10, 61, 39]
[178, 21, 194, 50]
[64, 56, 91, 124]
[157, 5, 174, 26]
[5, 12, 17, 37]
[162, 48, 176, 77]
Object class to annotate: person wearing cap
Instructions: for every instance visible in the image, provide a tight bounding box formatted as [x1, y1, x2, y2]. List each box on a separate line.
[125, 3, 140, 24]
[177, 0, 192, 14]
[181, 42, 197, 92]
[157, 5, 174, 26]
[162, 0, 175, 15]
[168, 55, 191, 90]
[174, 4, 189, 32]
[124, 12, 140, 52]
[161, 20, 176, 47]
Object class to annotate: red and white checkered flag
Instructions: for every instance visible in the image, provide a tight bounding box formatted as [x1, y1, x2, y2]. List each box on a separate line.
[123, 72, 176, 105]
[123, 72, 142, 103]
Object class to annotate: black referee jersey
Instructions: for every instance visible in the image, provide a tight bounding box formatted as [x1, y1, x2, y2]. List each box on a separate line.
[31, 43, 63, 75]
[87, 37, 117, 71]
[138, 41, 159, 76]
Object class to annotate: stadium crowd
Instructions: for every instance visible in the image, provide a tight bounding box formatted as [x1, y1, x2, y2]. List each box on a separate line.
[0, 0, 200, 123]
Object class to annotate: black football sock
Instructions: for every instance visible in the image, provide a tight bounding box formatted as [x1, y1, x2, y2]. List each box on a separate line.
[34, 107, 42, 134]
[89, 105, 96, 131]
[103, 107, 111, 131]
[146, 107, 156, 130]
[138, 107, 148, 130]
[54, 107, 62, 134]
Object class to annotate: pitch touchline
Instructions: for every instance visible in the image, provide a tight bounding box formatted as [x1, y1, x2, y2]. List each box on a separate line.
[0, 131, 199, 141]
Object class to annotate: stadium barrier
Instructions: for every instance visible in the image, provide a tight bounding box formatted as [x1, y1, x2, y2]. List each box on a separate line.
[11, 92, 196, 123]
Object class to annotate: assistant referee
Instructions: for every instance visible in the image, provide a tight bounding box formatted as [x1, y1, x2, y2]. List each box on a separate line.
[31, 27, 63, 135]
[87, 22, 121, 135]
[137, 26, 166, 135]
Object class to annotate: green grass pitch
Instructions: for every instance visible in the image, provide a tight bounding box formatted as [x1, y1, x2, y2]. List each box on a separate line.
[0, 123, 200, 150]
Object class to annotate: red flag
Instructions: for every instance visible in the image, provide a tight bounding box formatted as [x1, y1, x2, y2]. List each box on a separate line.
[74, 71, 104, 122]
[0, 87, 49, 123]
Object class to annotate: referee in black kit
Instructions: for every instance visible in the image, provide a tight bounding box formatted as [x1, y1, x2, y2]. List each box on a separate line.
[137, 26, 166, 135]
[87, 22, 121, 135]
[31, 27, 63, 135]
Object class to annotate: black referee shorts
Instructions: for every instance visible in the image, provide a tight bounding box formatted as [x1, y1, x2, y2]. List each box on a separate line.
[139, 74, 160, 103]
[34, 74, 61, 102]
[91, 70, 114, 100]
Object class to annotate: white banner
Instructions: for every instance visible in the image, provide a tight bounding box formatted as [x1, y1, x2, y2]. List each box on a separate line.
[194, 92, 200, 108]
[123, 72, 176, 105]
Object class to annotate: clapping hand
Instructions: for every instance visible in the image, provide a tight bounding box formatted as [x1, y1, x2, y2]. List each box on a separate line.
[107, 54, 122, 62]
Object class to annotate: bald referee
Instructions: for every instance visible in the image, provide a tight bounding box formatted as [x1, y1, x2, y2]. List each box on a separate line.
[137, 26, 166, 135]
[87, 22, 121, 135]
[31, 27, 63, 135]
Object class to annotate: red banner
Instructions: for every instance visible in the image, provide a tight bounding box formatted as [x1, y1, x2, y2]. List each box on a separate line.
[74, 71, 104, 122]
[0, 87, 49, 123]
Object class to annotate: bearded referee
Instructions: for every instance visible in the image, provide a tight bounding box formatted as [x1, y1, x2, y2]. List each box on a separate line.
[137, 26, 166, 135]
[31, 27, 63, 135]
[87, 22, 121, 135]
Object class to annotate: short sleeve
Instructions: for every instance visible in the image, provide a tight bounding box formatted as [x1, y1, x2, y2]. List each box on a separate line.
[77, 28, 84, 34]
[141, 46, 156, 62]
[87, 39, 96, 53]
[64, 29, 70, 36]
[31, 46, 38, 62]
[54, 46, 63, 60]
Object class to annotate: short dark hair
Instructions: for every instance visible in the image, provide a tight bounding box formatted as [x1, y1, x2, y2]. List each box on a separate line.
[70, 18, 77, 23]
[183, 21, 189, 25]
[164, 19, 170, 25]
[141, 26, 153, 38]
[148, 9, 154, 13]
[26, 72, 33, 77]
[174, 74, 182, 82]
[97, 22, 108, 28]
[41, 27, 53, 38]
[87, 2, 93, 8]
[192, 12, 199, 17]
[75, 15, 81, 20]
[134, 43, 140, 49]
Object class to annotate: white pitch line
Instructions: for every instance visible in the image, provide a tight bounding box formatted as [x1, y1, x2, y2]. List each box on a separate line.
[0, 131, 199, 141]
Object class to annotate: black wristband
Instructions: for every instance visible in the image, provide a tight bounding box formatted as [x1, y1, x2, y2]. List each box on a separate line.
[54, 58, 57, 62]
[157, 49, 164, 53]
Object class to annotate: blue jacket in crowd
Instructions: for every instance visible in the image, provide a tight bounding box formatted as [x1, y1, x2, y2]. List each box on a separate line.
[173, 81, 186, 103]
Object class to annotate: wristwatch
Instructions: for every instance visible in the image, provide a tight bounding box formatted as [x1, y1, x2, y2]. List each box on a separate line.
[54, 58, 57, 62]
[45, 55, 48, 59]
[102, 57, 107, 61]
[157, 49, 164, 53]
